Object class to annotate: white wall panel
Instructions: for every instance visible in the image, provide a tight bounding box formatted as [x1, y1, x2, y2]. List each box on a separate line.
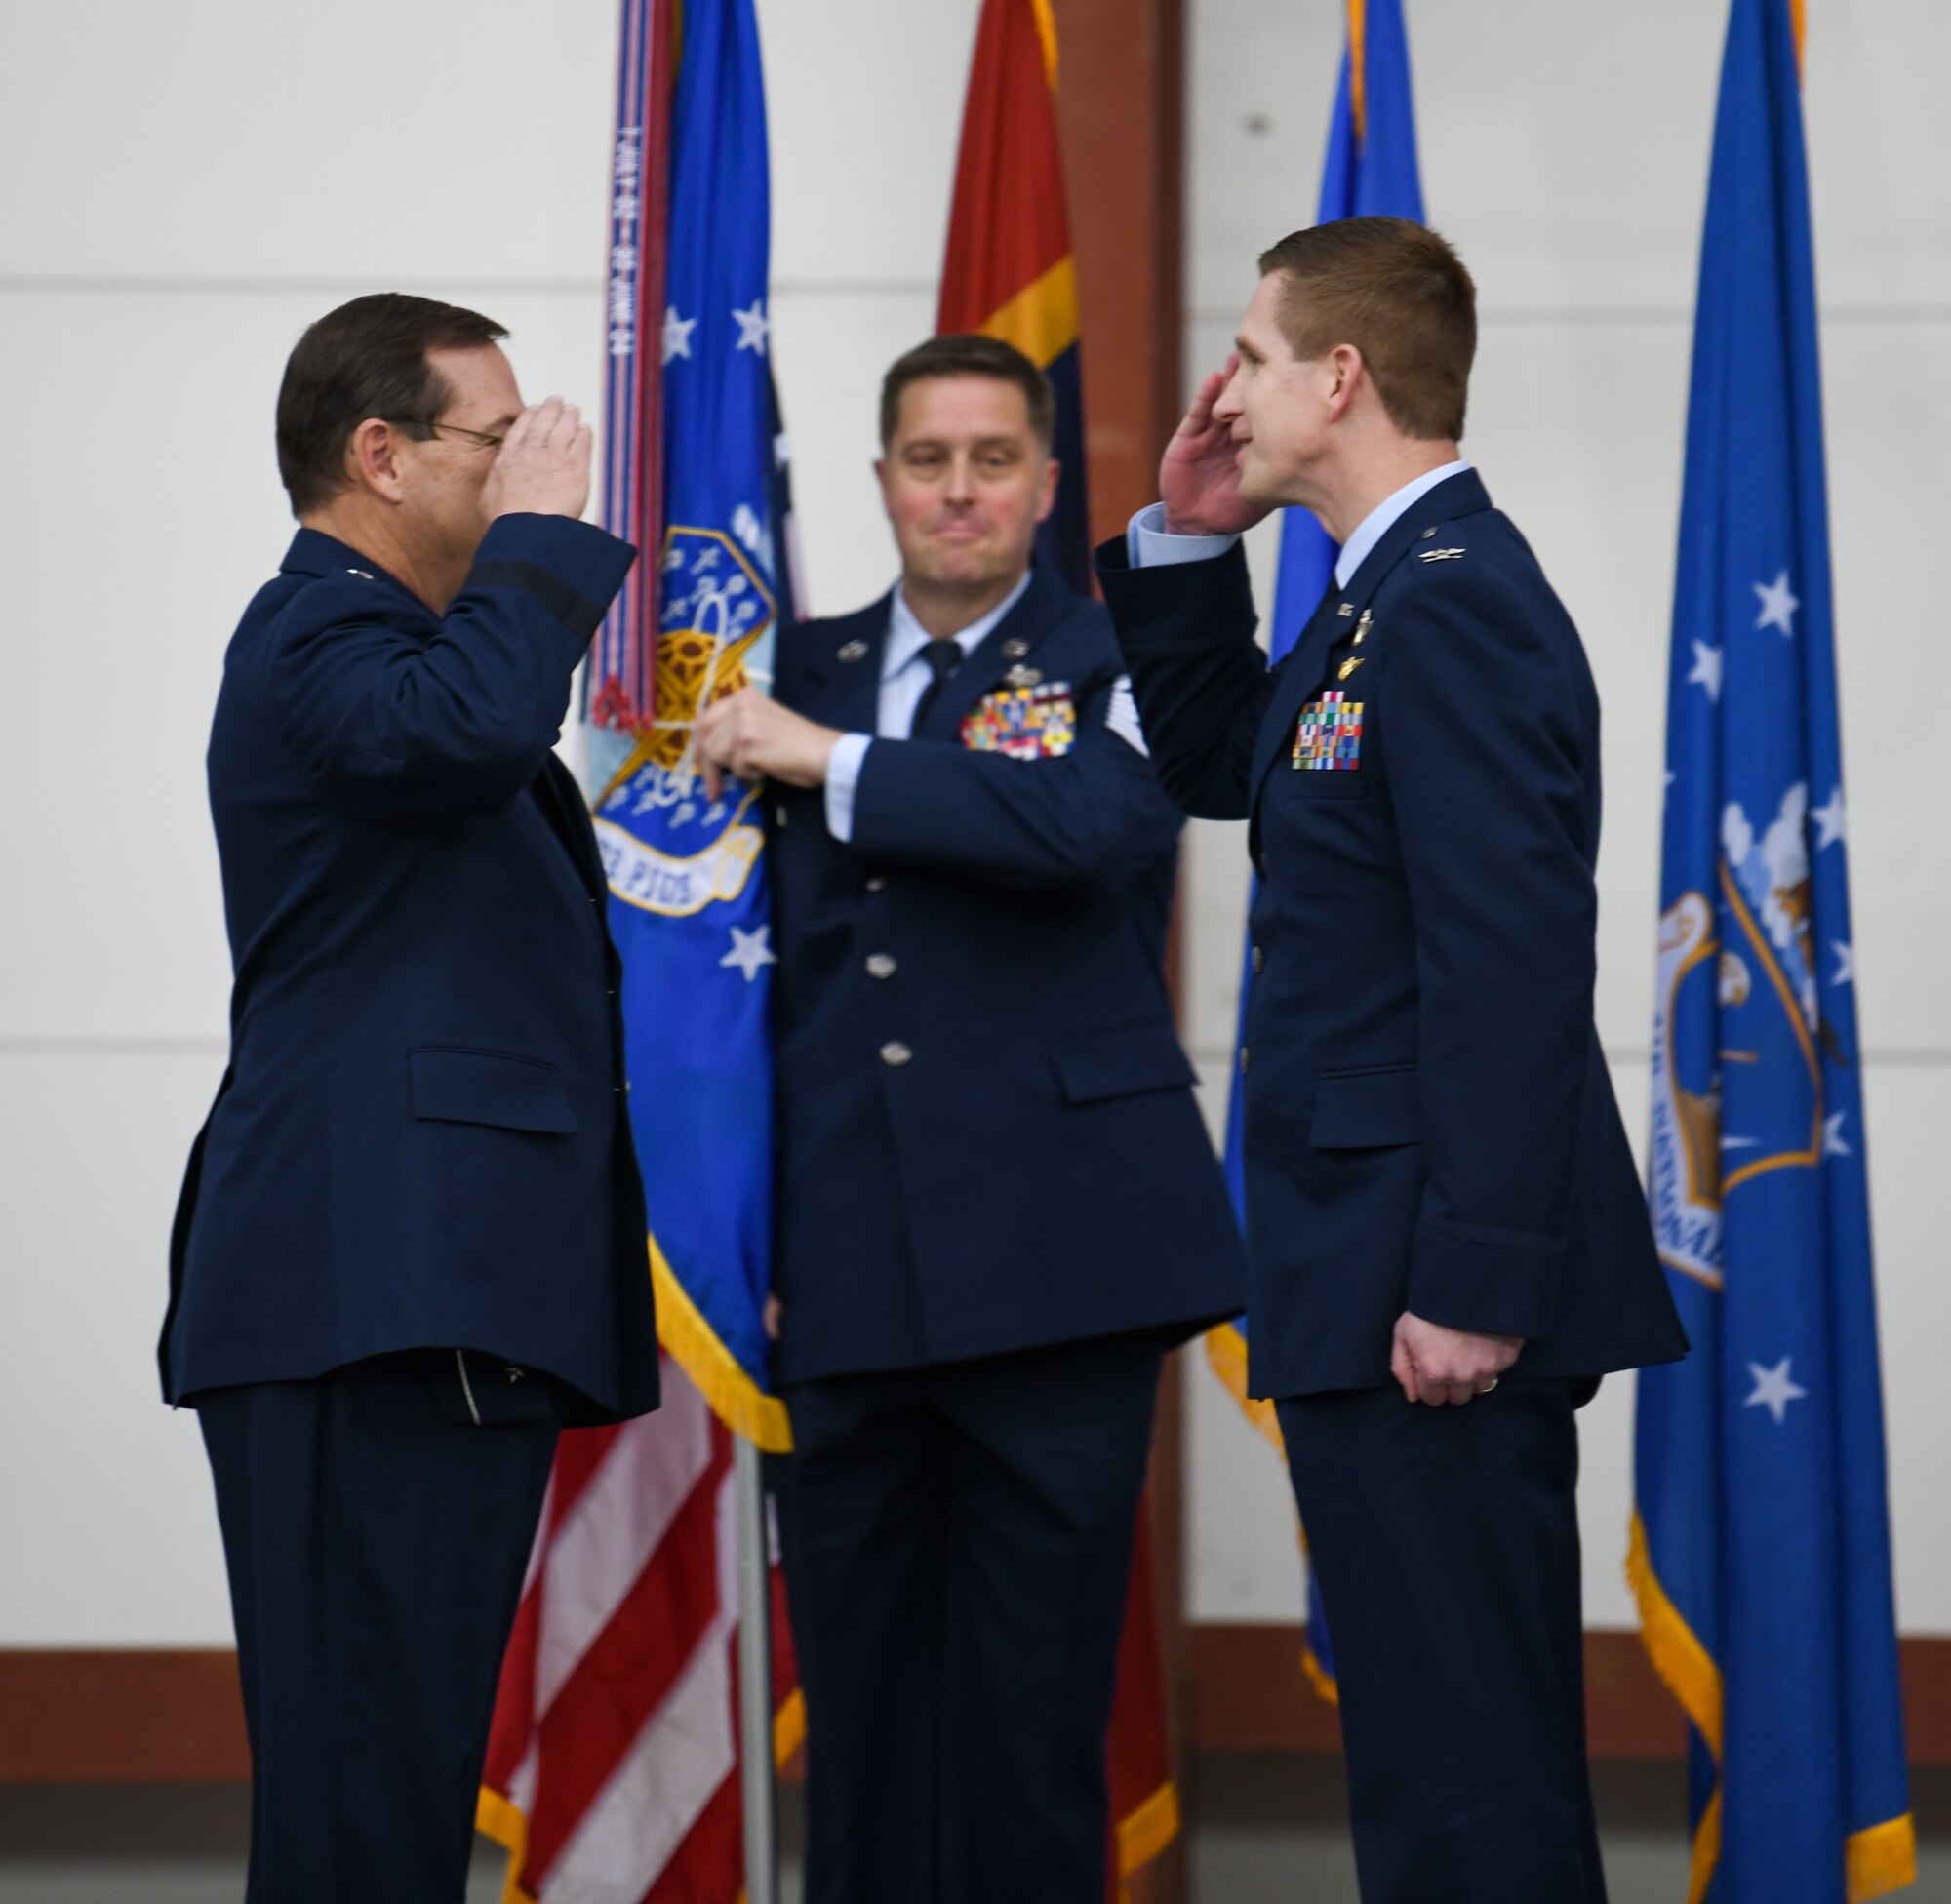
[1190, 0, 1951, 318]
[769, 286, 938, 619]
[758, 0, 981, 289]
[0, 0, 618, 282]
[0, 1053, 233, 1645]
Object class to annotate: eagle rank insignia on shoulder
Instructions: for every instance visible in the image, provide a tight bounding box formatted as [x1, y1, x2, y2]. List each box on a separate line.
[962, 679, 1077, 760]
[1293, 690, 1365, 770]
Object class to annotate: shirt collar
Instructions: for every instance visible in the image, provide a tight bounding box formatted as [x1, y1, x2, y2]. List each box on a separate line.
[884, 570, 1034, 681]
[1334, 458, 1474, 590]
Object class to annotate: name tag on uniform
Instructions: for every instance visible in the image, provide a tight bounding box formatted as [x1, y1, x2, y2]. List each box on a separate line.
[962, 681, 1077, 760]
[1293, 691, 1365, 770]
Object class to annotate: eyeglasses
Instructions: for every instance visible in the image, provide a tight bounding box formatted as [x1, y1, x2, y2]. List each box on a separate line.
[429, 421, 506, 452]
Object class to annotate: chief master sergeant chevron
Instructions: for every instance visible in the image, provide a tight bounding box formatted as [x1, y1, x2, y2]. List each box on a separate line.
[1096, 219, 1688, 1902]
[696, 334, 1246, 1903]
[161, 294, 660, 1904]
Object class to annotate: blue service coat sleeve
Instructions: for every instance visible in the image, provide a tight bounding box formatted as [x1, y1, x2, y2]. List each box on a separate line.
[1093, 536, 1274, 821]
[265, 514, 634, 821]
[1378, 571, 1598, 1339]
[846, 669, 1182, 892]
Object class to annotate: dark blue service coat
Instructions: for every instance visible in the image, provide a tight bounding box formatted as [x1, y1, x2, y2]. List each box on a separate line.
[1098, 470, 1687, 1399]
[767, 567, 1246, 1384]
[163, 515, 661, 1422]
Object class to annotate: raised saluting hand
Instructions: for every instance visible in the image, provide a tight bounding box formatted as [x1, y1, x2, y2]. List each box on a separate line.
[481, 397, 594, 523]
[1158, 353, 1271, 539]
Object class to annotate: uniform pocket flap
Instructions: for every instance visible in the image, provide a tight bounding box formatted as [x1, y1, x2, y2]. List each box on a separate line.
[1052, 1026, 1198, 1105]
[1309, 1065, 1421, 1148]
[409, 1048, 579, 1132]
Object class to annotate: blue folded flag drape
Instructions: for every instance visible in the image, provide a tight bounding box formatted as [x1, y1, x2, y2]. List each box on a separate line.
[591, 0, 794, 1450]
[1211, 0, 1425, 1703]
[1631, 3, 1913, 1896]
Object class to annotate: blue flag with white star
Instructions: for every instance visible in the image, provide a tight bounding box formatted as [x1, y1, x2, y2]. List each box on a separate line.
[1210, 0, 1424, 1701]
[1630, 2, 1913, 1895]
[591, 0, 793, 1450]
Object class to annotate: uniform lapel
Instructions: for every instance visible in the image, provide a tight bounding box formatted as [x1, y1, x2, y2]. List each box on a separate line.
[535, 752, 607, 896]
[792, 596, 893, 734]
[921, 567, 1069, 743]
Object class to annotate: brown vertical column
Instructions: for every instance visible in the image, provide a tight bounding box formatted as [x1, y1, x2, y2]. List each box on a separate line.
[1054, 0, 1185, 546]
[1049, 6, 1189, 1900]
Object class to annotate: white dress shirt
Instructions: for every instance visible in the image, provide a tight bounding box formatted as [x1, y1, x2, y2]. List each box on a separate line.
[1127, 457, 1473, 590]
[822, 572, 1033, 843]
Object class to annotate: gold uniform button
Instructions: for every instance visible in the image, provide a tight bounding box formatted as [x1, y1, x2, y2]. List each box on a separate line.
[865, 953, 897, 980]
[864, 875, 886, 893]
[1239, 1047, 1252, 1076]
[880, 1041, 913, 1068]
[1251, 945, 1265, 975]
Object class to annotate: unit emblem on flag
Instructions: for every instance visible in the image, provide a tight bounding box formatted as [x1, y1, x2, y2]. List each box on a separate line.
[591, 526, 776, 918]
[961, 681, 1077, 759]
[1649, 781, 1828, 1291]
[1649, 891, 1725, 1287]
[1293, 691, 1365, 770]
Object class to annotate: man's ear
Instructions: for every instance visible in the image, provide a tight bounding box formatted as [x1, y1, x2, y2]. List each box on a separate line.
[1033, 456, 1060, 526]
[345, 417, 409, 504]
[1324, 344, 1366, 424]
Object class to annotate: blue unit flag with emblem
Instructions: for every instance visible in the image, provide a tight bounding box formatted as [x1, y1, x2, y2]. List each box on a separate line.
[1630, 3, 1913, 1897]
[1210, 0, 1426, 1707]
[590, 0, 794, 1452]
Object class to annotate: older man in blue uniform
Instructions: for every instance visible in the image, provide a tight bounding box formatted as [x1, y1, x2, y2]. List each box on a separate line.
[1095, 220, 1689, 1901]
[697, 335, 1244, 1903]
[165, 295, 660, 1904]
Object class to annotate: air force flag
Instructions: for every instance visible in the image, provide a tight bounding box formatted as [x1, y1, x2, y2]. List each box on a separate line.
[1630, 3, 1913, 1897]
[592, 0, 792, 1450]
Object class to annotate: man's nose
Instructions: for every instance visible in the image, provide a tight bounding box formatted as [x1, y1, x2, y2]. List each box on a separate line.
[943, 455, 976, 502]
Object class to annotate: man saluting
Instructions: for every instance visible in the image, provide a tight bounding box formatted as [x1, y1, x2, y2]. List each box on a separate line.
[165, 295, 659, 1903]
[1096, 218, 1687, 1901]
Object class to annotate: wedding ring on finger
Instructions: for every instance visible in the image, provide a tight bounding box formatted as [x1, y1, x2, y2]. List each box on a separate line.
[1476, 1376, 1499, 1395]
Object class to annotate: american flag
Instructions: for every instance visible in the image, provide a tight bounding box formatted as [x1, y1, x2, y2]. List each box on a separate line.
[478, 1358, 1175, 1904]
[478, 1360, 799, 1902]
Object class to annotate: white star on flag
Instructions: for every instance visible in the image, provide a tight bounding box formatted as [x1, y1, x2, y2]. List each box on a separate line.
[1753, 569, 1800, 635]
[1744, 1357, 1809, 1424]
[1812, 785, 1847, 849]
[661, 306, 697, 364]
[732, 300, 770, 355]
[1832, 941, 1855, 987]
[720, 924, 776, 982]
[1824, 1111, 1852, 1158]
[1688, 641, 1724, 702]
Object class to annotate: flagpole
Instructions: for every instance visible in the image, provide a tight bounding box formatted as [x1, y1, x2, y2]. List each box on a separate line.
[734, 1436, 778, 1904]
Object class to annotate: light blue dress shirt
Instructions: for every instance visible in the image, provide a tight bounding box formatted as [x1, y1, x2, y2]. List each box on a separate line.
[822, 572, 1033, 843]
[1126, 457, 1473, 589]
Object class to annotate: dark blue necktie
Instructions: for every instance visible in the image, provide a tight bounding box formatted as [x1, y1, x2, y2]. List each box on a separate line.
[908, 639, 965, 736]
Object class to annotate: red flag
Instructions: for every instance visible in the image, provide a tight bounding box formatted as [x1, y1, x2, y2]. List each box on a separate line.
[939, 0, 1093, 592]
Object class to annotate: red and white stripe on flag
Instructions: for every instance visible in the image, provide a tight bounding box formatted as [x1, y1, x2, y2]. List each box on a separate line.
[479, 1359, 769, 1902]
